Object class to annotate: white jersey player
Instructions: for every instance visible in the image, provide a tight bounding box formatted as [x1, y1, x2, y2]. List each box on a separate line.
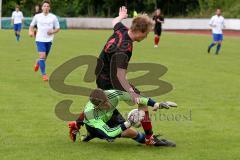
[29, 0, 60, 81]
[11, 5, 24, 41]
[208, 9, 225, 55]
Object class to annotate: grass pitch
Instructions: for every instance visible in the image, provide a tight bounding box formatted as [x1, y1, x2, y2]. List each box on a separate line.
[0, 29, 240, 160]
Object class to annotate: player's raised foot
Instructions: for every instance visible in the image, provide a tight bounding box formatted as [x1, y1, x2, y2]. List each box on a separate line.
[42, 75, 48, 81]
[145, 135, 176, 147]
[68, 121, 80, 142]
[34, 63, 39, 72]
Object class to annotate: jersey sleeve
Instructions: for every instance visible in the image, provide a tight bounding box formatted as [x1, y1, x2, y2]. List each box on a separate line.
[54, 16, 60, 29]
[30, 15, 37, 26]
[113, 22, 127, 32]
[117, 91, 152, 106]
[209, 17, 214, 25]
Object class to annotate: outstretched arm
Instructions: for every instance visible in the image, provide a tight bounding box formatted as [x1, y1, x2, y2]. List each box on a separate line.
[117, 68, 140, 104]
[112, 6, 128, 27]
[117, 91, 178, 110]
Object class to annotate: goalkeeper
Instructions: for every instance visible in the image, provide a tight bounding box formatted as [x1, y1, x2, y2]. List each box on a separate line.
[68, 89, 177, 147]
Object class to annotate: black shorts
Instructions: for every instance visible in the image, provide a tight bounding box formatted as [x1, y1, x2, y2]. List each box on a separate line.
[154, 27, 162, 36]
[85, 109, 125, 140]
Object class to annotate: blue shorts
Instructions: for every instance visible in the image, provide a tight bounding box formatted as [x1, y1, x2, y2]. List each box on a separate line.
[36, 42, 52, 55]
[14, 23, 22, 32]
[213, 34, 223, 42]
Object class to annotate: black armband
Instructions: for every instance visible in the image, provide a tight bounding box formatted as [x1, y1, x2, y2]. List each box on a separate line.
[147, 98, 156, 107]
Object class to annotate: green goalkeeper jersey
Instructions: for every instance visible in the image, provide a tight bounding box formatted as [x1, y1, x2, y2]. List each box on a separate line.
[83, 90, 152, 138]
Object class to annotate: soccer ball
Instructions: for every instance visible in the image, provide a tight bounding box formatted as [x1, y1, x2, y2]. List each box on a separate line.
[127, 109, 145, 128]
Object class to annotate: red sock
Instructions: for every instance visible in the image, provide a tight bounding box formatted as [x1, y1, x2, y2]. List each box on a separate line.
[141, 111, 153, 139]
[154, 36, 159, 45]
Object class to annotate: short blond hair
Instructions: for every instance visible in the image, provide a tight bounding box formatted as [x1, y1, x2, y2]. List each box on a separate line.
[89, 89, 108, 107]
[130, 15, 153, 33]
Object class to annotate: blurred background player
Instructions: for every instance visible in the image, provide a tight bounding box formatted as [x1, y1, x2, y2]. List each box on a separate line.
[33, 4, 41, 37]
[34, 4, 41, 15]
[68, 89, 177, 147]
[29, 0, 60, 81]
[152, 9, 164, 48]
[11, 5, 24, 41]
[70, 6, 173, 146]
[208, 8, 225, 55]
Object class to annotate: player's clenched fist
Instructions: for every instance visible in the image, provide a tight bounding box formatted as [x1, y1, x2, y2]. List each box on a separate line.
[29, 30, 35, 37]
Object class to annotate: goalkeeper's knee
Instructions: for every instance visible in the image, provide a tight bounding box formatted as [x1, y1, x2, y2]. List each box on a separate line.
[132, 132, 145, 144]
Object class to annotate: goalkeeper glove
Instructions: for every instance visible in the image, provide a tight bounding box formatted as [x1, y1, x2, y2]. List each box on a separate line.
[153, 101, 177, 111]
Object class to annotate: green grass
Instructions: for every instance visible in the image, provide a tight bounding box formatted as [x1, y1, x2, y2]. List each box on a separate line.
[0, 29, 240, 160]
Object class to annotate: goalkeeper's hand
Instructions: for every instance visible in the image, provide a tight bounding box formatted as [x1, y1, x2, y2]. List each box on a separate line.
[123, 121, 132, 128]
[123, 116, 136, 128]
[124, 116, 140, 128]
[124, 109, 145, 128]
[152, 101, 177, 111]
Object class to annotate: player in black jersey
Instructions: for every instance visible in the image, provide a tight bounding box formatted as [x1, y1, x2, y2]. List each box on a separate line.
[69, 6, 173, 146]
[153, 9, 164, 48]
[95, 8, 157, 145]
[95, 7, 153, 96]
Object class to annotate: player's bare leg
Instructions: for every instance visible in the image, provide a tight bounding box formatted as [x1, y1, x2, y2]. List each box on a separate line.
[121, 127, 138, 138]
[121, 127, 145, 144]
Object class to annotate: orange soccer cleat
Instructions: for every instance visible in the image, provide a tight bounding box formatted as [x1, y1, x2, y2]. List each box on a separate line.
[42, 75, 48, 81]
[34, 63, 39, 72]
[68, 121, 80, 142]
